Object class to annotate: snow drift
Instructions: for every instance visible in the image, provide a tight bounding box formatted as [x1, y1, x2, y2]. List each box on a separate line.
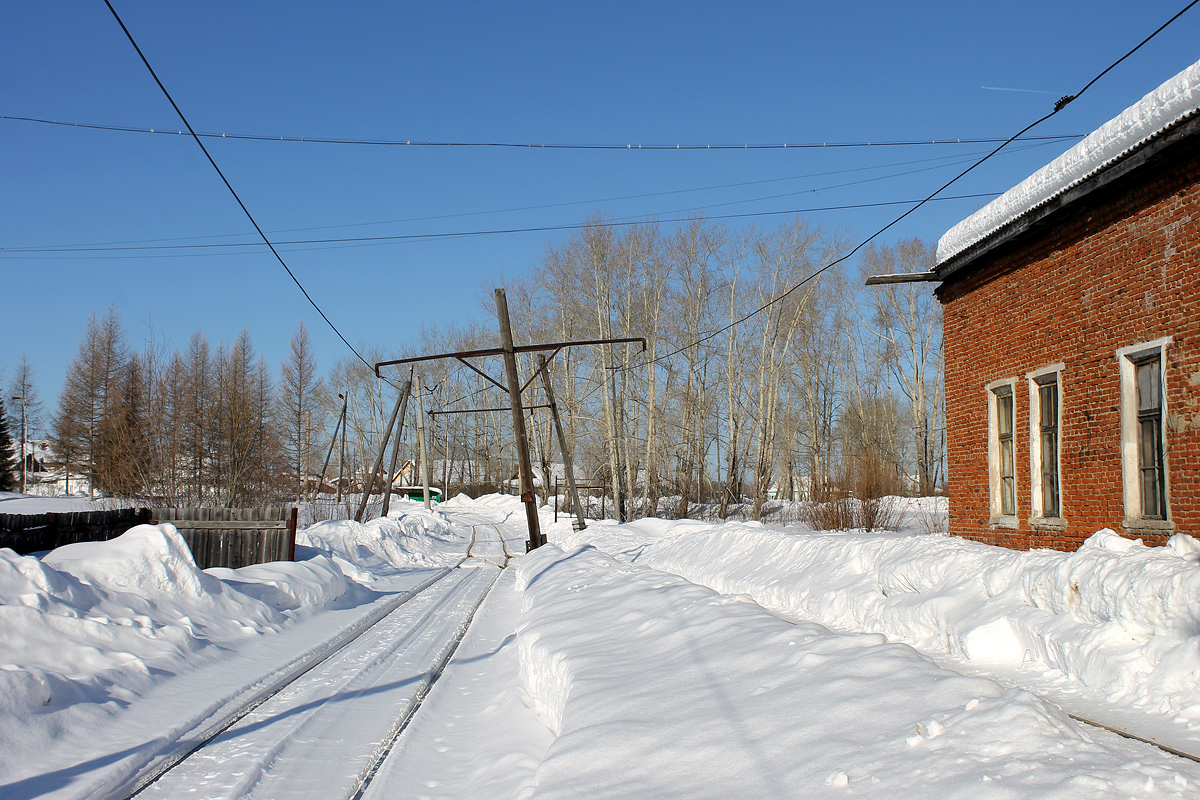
[515, 543, 1197, 798]
[553, 517, 1200, 753]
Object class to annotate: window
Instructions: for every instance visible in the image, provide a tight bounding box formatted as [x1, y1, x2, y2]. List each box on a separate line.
[1037, 377, 1060, 518]
[1117, 337, 1171, 528]
[1136, 355, 1166, 519]
[1026, 364, 1064, 523]
[986, 378, 1018, 524]
[996, 388, 1016, 516]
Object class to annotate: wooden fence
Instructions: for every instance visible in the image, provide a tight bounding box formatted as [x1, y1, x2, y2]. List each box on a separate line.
[0, 508, 151, 554]
[147, 507, 297, 570]
[0, 506, 297, 570]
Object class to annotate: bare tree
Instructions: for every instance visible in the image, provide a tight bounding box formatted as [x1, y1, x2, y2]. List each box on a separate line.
[860, 239, 944, 494]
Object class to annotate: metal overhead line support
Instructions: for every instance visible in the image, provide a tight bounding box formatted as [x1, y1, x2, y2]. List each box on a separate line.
[374, 288, 646, 551]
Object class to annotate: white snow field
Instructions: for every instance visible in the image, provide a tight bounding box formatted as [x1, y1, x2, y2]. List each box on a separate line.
[1, 492, 1198, 798]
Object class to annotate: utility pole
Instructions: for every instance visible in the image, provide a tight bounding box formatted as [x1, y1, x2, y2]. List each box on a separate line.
[373, 294, 644, 551]
[415, 374, 432, 509]
[338, 394, 348, 504]
[355, 380, 411, 523]
[381, 382, 409, 519]
[11, 395, 25, 494]
[319, 393, 347, 504]
[495, 289, 543, 548]
[537, 354, 586, 531]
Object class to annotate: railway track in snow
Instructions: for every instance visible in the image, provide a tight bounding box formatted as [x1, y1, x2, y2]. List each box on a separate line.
[102, 520, 513, 800]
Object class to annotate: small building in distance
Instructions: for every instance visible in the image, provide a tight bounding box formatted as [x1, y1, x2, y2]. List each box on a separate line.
[932, 58, 1200, 550]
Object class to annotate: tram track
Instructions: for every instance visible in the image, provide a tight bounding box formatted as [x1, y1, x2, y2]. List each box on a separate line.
[106, 520, 513, 800]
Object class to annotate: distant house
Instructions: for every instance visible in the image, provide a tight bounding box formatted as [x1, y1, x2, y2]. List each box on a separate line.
[932, 58, 1200, 550]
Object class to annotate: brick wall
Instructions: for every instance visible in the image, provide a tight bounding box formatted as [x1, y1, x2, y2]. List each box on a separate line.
[936, 137, 1200, 550]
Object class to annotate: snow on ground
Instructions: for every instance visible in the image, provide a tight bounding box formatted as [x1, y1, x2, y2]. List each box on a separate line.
[510, 541, 1198, 798]
[0, 491, 110, 514]
[2, 491, 1199, 798]
[551, 502, 1200, 755]
[0, 499, 472, 794]
[299, 498, 465, 576]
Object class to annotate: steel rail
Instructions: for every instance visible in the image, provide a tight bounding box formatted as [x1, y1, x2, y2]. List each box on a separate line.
[118, 520, 507, 799]
[1066, 713, 1200, 764]
[350, 525, 511, 798]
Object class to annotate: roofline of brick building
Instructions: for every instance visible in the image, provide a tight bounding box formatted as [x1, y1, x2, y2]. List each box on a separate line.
[934, 112, 1200, 286]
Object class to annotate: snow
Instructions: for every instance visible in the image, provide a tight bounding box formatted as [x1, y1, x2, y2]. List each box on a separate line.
[553, 511, 1200, 754]
[0, 491, 108, 514]
[2, 492, 1199, 797]
[509, 542, 1197, 798]
[937, 57, 1200, 265]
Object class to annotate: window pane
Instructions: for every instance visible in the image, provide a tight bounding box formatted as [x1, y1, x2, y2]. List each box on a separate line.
[1142, 470, 1162, 518]
[1041, 429, 1059, 517]
[1043, 478, 1059, 518]
[997, 393, 1012, 436]
[1040, 383, 1058, 428]
[1137, 358, 1160, 411]
[1001, 477, 1015, 516]
[1000, 439, 1014, 478]
[1139, 419, 1160, 469]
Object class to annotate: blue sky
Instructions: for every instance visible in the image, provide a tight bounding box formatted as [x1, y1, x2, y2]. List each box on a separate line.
[3, 1, 1199, 418]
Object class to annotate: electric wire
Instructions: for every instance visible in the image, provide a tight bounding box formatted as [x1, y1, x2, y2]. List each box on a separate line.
[0, 193, 1000, 259]
[0, 113, 1085, 151]
[626, 0, 1200, 371]
[0, 140, 1070, 253]
[101, 0, 384, 381]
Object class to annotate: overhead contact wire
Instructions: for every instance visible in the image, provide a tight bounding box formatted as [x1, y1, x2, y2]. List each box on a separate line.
[102, 0, 382, 378]
[634, 0, 1200, 369]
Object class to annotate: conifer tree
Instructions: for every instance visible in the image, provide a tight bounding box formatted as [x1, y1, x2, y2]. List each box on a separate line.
[0, 397, 17, 491]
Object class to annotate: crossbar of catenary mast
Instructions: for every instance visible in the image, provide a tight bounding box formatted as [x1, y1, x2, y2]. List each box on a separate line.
[427, 404, 551, 415]
[373, 336, 647, 375]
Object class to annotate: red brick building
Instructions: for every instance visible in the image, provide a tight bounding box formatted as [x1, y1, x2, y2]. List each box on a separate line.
[932, 59, 1200, 550]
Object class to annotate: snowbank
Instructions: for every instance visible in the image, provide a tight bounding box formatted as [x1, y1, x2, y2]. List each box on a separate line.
[553, 518, 1200, 752]
[0, 509, 455, 783]
[515, 543, 1198, 798]
[298, 500, 464, 575]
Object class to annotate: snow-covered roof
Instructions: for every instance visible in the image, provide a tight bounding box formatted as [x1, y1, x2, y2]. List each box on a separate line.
[936, 57, 1200, 266]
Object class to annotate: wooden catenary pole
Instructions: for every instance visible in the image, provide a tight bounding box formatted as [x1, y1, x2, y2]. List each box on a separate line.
[355, 380, 411, 522]
[381, 379, 412, 519]
[537, 353, 586, 531]
[495, 289, 543, 549]
[415, 373, 432, 509]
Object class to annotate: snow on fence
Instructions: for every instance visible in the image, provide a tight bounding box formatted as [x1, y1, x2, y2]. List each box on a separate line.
[0, 506, 298, 570]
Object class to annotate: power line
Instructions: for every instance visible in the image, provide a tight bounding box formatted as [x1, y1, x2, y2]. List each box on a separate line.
[0, 146, 1029, 251]
[0, 113, 1085, 151]
[626, 0, 1200, 370]
[1, 139, 1073, 255]
[0, 193, 1000, 258]
[102, 0, 380, 378]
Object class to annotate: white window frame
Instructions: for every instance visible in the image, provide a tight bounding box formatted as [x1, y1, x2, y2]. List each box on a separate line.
[1026, 363, 1065, 525]
[1117, 337, 1173, 530]
[986, 377, 1018, 527]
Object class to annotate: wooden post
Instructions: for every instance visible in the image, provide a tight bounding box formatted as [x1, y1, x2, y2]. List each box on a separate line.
[381, 380, 411, 519]
[337, 396, 349, 504]
[287, 506, 298, 561]
[355, 380, 411, 523]
[415, 373, 432, 509]
[537, 353, 587, 531]
[319, 394, 347, 504]
[495, 289, 543, 550]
